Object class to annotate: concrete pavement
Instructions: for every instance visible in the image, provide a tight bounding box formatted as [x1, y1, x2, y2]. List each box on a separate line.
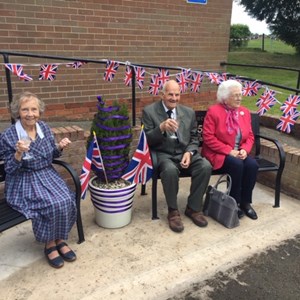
[0, 177, 300, 300]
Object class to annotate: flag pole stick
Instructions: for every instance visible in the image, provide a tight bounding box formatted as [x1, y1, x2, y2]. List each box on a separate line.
[93, 131, 109, 184]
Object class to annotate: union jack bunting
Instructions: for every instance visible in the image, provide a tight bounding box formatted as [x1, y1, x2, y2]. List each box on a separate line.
[148, 74, 160, 95]
[134, 66, 145, 89]
[103, 60, 119, 81]
[276, 110, 300, 133]
[5, 64, 33, 81]
[205, 72, 222, 85]
[79, 134, 104, 199]
[242, 81, 262, 96]
[280, 95, 300, 115]
[39, 64, 58, 81]
[157, 68, 170, 88]
[256, 89, 277, 116]
[66, 61, 86, 69]
[176, 69, 190, 93]
[124, 65, 133, 87]
[189, 72, 204, 93]
[122, 128, 153, 185]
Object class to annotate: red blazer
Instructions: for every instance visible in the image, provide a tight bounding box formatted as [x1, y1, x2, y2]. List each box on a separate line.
[201, 103, 254, 170]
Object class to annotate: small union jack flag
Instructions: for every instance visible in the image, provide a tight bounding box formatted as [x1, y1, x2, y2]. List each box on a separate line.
[176, 69, 190, 93]
[157, 68, 170, 88]
[134, 66, 145, 89]
[205, 72, 222, 85]
[256, 88, 277, 116]
[39, 64, 58, 81]
[124, 65, 133, 87]
[149, 74, 160, 95]
[79, 133, 105, 199]
[242, 81, 262, 96]
[5, 64, 33, 81]
[122, 128, 153, 185]
[103, 60, 119, 81]
[66, 61, 86, 69]
[190, 72, 204, 93]
[276, 110, 300, 133]
[280, 95, 300, 115]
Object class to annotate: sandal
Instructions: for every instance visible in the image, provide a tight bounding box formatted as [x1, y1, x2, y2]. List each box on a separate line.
[44, 246, 64, 269]
[56, 242, 76, 262]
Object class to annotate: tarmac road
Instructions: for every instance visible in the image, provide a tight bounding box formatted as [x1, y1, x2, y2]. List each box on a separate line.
[170, 234, 300, 300]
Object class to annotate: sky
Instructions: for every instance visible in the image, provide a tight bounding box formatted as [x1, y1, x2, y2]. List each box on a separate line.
[231, 1, 271, 35]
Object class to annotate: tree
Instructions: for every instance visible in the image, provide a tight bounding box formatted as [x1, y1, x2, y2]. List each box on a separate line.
[230, 24, 251, 49]
[237, 0, 300, 53]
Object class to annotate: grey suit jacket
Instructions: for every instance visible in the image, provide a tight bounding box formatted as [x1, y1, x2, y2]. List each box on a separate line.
[142, 100, 199, 156]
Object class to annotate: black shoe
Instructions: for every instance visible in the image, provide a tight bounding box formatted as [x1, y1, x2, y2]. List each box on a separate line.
[56, 242, 77, 262]
[44, 246, 64, 268]
[242, 204, 258, 220]
[237, 208, 245, 219]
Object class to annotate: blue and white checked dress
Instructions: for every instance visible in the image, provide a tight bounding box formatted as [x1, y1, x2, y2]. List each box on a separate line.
[1, 121, 77, 243]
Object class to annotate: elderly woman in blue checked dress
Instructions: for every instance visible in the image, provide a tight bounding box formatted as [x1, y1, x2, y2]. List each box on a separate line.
[1, 91, 77, 269]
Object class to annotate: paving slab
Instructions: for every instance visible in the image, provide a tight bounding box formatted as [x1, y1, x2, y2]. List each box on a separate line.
[0, 178, 300, 300]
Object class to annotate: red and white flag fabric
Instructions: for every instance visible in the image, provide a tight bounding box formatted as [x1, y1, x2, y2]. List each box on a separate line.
[148, 74, 160, 95]
[276, 110, 300, 133]
[157, 68, 170, 89]
[79, 133, 105, 199]
[176, 69, 191, 93]
[39, 64, 58, 81]
[103, 60, 119, 81]
[205, 72, 222, 85]
[66, 61, 86, 69]
[5, 64, 33, 81]
[134, 66, 145, 89]
[256, 88, 277, 116]
[242, 81, 262, 96]
[280, 95, 300, 116]
[124, 65, 133, 87]
[190, 72, 204, 93]
[122, 128, 153, 185]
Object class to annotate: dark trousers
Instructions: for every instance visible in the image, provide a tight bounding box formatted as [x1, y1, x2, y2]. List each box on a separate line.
[158, 153, 212, 212]
[216, 155, 259, 205]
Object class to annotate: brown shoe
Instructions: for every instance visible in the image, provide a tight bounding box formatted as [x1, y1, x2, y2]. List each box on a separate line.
[185, 206, 208, 227]
[167, 210, 184, 233]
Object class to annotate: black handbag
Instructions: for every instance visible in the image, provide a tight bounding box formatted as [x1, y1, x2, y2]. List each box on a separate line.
[203, 174, 239, 229]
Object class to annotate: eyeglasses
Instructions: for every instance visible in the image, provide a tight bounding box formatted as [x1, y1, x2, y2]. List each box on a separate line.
[230, 93, 242, 98]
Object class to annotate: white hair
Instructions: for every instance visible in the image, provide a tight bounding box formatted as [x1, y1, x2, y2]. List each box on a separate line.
[216, 80, 242, 103]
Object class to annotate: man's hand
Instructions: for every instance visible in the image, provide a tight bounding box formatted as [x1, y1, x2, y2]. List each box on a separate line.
[180, 152, 192, 169]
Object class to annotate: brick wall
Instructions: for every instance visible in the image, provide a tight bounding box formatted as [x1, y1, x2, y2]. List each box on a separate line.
[256, 142, 300, 201]
[0, 0, 231, 121]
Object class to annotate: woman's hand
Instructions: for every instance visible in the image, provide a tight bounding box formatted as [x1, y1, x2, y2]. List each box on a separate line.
[15, 140, 29, 160]
[238, 149, 247, 160]
[58, 138, 71, 150]
[229, 149, 240, 157]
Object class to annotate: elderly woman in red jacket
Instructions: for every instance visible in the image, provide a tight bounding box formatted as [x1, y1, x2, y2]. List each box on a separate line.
[202, 80, 259, 220]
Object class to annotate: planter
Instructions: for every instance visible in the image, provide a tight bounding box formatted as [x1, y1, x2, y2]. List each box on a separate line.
[88, 176, 136, 229]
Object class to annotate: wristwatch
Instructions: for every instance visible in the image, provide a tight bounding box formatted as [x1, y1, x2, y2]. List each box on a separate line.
[190, 150, 196, 156]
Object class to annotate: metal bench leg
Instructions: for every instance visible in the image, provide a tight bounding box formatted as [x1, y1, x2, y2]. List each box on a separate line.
[273, 171, 283, 208]
[151, 177, 159, 220]
[141, 184, 147, 195]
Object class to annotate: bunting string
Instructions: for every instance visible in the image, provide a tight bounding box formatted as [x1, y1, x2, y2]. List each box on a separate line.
[2, 60, 299, 134]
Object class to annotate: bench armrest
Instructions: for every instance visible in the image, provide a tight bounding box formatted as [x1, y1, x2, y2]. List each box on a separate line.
[254, 134, 286, 171]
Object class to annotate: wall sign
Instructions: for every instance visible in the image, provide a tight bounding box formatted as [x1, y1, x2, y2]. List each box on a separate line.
[186, 0, 207, 4]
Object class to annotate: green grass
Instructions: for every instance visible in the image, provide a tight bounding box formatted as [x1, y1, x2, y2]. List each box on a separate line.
[246, 37, 296, 55]
[227, 43, 300, 117]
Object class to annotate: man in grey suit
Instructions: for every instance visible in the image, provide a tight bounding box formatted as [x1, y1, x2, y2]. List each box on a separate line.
[142, 80, 212, 233]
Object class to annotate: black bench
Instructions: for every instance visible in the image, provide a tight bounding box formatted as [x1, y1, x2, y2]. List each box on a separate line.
[0, 159, 85, 244]
[141, 111, 286, 219]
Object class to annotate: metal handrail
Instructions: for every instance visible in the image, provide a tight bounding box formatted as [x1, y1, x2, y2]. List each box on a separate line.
[220, 61, 300, 94]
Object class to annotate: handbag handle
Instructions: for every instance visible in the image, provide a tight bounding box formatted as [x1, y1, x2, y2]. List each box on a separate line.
[214, 174, 232, 195]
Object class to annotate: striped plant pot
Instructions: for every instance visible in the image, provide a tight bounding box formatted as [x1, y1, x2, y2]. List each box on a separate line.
[88, 176, 136, 229]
